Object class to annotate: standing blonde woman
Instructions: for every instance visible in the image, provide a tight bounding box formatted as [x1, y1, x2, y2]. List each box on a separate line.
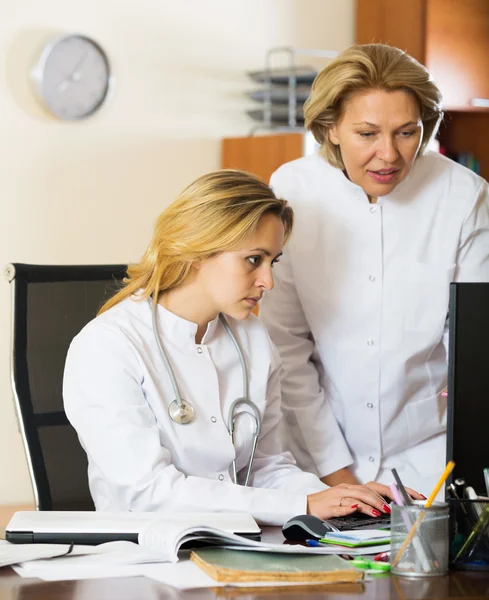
[63, 169, 396, 526]
[261, 44, 489, 495]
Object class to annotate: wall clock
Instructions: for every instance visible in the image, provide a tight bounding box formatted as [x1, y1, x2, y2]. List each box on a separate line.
[32, 34, 111, 120]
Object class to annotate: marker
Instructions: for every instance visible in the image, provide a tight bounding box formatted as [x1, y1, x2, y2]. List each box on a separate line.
[351, 557, 391, 573]
[374, 551, 390, 562]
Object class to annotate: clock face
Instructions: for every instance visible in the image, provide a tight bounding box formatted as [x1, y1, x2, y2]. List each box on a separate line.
[33, 34, 111, 120]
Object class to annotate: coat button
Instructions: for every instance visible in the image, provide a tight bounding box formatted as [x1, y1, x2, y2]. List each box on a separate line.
[369, 275, 376, 282]
[369, 206, 376, 213]
[367, 402, 374, 408]
[197, 347, 203, 354]
[369, 456, 375, 462]
[211, 416, 217, 423]
[218, 474, 224, 481]
[367, 339, 374, 346]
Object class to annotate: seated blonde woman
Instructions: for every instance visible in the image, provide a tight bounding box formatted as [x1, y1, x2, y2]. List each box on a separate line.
[64, 169, 401, 525]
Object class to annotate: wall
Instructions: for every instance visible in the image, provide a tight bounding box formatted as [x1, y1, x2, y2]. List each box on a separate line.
[0, 0, 354, 504]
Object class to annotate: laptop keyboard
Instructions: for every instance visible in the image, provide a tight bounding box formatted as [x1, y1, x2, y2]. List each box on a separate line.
[326, 511, 391, 532]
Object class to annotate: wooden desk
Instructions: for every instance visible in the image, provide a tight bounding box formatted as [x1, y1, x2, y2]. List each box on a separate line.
[1, 506, 489, 600]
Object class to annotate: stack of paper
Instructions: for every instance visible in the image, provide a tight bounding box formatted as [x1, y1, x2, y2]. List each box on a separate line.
[1, 524, 389, 586]
[319, 529, 390, 548]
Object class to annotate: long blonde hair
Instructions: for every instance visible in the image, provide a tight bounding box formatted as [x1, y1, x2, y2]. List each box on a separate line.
[99, 169, 293, 314]
[304, 43, 443, 169]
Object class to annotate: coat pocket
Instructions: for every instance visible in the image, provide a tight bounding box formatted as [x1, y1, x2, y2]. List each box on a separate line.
[406, 392, 447, 449]
[404, 262, 456, 333]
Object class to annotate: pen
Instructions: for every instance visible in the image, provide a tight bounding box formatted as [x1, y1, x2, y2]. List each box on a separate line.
[392, 461, 455, 568]
[391, 469, 413, 506]
[453, 505, 489, 563]
[484, 468, 489, 498]
[447, 482, 470, 520]
[305, 539, 334, 548]
[454, 477, 466, 498]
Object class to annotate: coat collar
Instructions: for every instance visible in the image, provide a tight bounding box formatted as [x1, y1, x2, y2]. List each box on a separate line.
[149, 297, 220, 344]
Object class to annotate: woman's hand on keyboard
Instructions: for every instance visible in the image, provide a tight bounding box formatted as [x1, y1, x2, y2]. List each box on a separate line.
[366, 481, 426, 502]
[306, 483, 393, 520]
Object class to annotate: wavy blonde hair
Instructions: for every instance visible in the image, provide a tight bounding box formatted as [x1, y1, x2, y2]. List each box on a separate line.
[99, 169, 293, 314]
[304, 43, 443, 169]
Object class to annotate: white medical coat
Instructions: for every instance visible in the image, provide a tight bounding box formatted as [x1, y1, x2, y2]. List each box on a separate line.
[63, 297, 325, 525]
[261, 151, 489, 494]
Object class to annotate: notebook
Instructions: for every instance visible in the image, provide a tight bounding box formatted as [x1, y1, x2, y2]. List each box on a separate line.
[318, 530, 391, 548]
[190, 548, 364, 583]
[5, 511, 261, 546]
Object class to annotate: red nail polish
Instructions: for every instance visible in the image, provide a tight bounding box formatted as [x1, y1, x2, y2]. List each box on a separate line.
[372, 509, 382, 517]
[383, 504, 391, 514]
[351, 504, 359, 509]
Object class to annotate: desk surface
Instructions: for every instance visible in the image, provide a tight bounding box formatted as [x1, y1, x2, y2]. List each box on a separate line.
[1, 506, 489, 600]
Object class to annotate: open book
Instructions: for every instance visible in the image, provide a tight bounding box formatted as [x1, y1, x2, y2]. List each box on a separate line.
[138, 518, 391, 563]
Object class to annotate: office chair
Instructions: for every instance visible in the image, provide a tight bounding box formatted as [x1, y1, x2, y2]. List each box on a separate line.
[5, 263, 127, 511]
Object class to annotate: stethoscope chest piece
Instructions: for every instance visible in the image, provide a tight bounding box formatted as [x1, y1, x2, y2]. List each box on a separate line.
[169, 399, 194, 424]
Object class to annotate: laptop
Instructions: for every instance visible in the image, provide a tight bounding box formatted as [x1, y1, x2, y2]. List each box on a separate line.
[6, 511, 261, 545]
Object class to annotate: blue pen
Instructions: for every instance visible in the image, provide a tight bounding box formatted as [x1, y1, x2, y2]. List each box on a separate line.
[306, 539, 320, 547]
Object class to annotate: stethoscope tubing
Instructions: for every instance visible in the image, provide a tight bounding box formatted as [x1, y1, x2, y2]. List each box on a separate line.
[151, 299, 261, 486]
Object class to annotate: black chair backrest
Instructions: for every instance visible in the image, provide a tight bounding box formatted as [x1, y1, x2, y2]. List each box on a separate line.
[5, 263, 127, 510]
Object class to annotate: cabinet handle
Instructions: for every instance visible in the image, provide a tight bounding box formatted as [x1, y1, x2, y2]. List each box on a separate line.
[470, 98, 489, 108]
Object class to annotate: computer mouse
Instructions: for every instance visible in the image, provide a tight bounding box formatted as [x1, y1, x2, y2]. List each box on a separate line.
[282, 514, 335, 542]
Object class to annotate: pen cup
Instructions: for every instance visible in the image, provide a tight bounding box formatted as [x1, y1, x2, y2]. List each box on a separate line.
[449, 498, 489, 571]
[391, 502, 449, 577]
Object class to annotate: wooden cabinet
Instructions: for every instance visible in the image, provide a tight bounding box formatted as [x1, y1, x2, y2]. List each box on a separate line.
[356, 0, 489, 180]
[221, 132, 309, 316]
[221, 133, 305, 183]
[426, 0, 489, 109]
[355, 0, 426, 63]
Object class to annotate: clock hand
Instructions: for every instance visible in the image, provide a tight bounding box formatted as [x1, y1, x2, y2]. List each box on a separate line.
[55, 52, 88, 92]
[70, 51, 88, 82]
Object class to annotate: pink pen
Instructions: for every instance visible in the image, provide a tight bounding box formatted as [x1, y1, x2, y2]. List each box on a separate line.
[390, 482, 405, 507]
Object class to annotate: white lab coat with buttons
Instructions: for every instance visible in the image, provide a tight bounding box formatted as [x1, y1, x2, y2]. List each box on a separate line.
[63, 297, 326, 526]
[261, 151, 489, 494]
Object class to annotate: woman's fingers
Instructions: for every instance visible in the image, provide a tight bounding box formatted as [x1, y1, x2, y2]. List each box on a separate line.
[337, 486, 390, 514]
[367, 480, 427, 502]
[335, 496, 381, 517]
[308, 484, 392, 520]
[317, 506, 358, 520]
[404, 486, 426, 500]
[365, 481, 393, 500]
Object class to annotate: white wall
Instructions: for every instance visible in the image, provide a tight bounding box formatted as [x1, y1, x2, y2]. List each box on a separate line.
[0, 0, 354, 504]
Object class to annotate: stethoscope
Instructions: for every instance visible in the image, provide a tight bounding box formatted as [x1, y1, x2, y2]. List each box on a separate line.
[151, 302, 262, 486]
